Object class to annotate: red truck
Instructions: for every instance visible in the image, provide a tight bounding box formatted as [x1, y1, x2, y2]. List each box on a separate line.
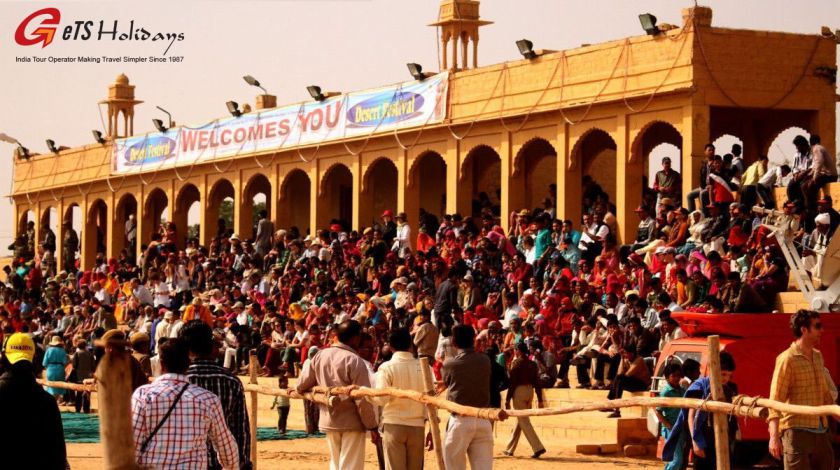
[652, 312, 840, 467]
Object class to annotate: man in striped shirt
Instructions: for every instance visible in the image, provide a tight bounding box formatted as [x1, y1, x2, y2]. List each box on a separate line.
[181, 320, 252, 470]
[132, 338, 239, 470]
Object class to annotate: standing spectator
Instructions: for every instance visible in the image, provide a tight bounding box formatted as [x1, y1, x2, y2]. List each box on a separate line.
[374, 328, 431, 470]
[71, 338, 96, 413]
[801, 135, 838, 210]
[442, 325, 493, 470]
[42, 335, 68, 403]
[502, 342, 546, 458]
[271, 374, 291, 434]
[0, 333, 67, 469]
[768, 310, 834, 470]
[180, 321, 252, 470]
[255, 210, 274, 260]
[653, 157, 682, 207]
[131, 338, 239, 470]
[434, 269, 461, 327]
[657, 362, 687, 470]
[296, 320, 378, 470]
[412, 310, 439, 361]
[663, 351, 737, 470]
[393, 212, 412, 259]
[126, 214, 137, 257]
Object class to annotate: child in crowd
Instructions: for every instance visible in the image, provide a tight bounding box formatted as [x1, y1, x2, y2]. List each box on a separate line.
[271, 373, 291, 434]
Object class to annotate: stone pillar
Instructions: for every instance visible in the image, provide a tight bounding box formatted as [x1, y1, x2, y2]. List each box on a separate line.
[557, 122, 582, 228]
[615, 113, 641, 244]
[81, 196, 93, 271]
[309, 161, 320, 235]
[56, 199, 66, 273]
[445, 139, 461, 216]
[499, 132, 514, 233]
[105, 194, 116, 260]
[682, 104, 711, 207]
[199, 175, 213, 249]
[351, 155, 362, 231]
[233, 169, 247, 239]
[270, 164, 281, 229]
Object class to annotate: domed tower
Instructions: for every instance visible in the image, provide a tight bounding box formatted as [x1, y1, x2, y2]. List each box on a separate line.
[429, 0, 492, 71]
[99, 73, 143, 138]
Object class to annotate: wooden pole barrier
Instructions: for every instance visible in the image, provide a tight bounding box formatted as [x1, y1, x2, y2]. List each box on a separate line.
[506, 396, 768, 420]
[242, 383, 339, 407]
[733, 395, 840, 419]
[707, 335, 731, 470]
[309, 385, 506, 421]
[95, 349, 141, 470]
[37, 378, 97, 393]
[420, 357, 446, 470]
[249, 350, 259, 470]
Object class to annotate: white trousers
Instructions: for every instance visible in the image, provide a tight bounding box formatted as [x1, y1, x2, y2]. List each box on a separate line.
[443, 415, 494, 470]
[325, 431, 366, 470]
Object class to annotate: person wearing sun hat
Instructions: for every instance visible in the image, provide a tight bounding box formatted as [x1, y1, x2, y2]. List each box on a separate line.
[0, 333, 67, 468]
[42, 335, 68, 401]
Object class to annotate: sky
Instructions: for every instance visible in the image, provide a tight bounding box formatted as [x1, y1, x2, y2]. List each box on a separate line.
[0, 0, 838, 255]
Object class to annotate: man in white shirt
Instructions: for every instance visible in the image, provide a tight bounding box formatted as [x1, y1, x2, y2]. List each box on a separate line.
[501, 292, 523, 329]
[757, 164, 792, 209]
[132, 278, 154, 306]
[374, 328, 430, 470]
[154, 310, 182, 354]
[152, 277, 171, 308]
[393, 212, 412, 259]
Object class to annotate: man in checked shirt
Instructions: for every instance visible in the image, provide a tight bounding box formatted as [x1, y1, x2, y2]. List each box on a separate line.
[132, 338, 239, 470]
[768, 310, 835, 470]
[181, 320, 252, 469]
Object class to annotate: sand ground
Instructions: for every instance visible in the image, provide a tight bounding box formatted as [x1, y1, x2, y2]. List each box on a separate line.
[64, 375, 662, 469]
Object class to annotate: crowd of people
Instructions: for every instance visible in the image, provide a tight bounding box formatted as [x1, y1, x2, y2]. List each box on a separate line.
[0, 134, 837, 469]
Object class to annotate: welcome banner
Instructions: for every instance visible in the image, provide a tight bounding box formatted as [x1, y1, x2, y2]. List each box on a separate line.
[112, 73, 448, 174]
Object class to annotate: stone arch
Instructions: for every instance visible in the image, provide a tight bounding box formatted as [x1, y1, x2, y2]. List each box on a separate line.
[361, 158, 398, 229]
[318, 163, 353, 230]
[242, 173, 272, 240]
[174, 184, 200, 249]
[632, 121, 683, 207]
[18, 209, 34, 236]
[207, 179, 235, 242]
[84, 199, 107, 268]
[513, 138, 558, 213]
[766, 126, 811, 167]
[460, 145, 501, 217]
[407, 151, 447, 227]
[40, 206, 58, 248]
[571, 128, 618, 207]
[279, 169, 311, 235]
[143, 188, 169, 247]
[114, 193, 137, 260]
[62, 202, 82, 272]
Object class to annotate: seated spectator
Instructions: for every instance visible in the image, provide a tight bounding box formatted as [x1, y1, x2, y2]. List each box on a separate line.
[606, 343, 652, 418]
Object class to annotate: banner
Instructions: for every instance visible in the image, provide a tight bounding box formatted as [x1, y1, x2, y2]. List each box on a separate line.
[112, 73, 448, 174]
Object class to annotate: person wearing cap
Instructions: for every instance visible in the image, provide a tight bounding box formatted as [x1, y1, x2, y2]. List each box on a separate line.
[631, 205, 656, 251]
[502, 341, 547, 458]
[816, 196, 840, 237]
[654, 156, 682, 208]
[392, 212, 412, 259]
[381, 209, 397, 245]
[803, 213, 834, 277]
[183, 296, 214, 328]
[42, 335, 68, 402]
[155, 310, 183, 355]
[131, 332, 153, 378]
[412, 310, 439, 361]
[0, 333, 67, 468]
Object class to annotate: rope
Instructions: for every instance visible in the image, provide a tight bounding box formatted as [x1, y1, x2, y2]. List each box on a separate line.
[497, 54, 563, 134]
[444, 64, 506, 140]
[558, 40, 628, 126]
